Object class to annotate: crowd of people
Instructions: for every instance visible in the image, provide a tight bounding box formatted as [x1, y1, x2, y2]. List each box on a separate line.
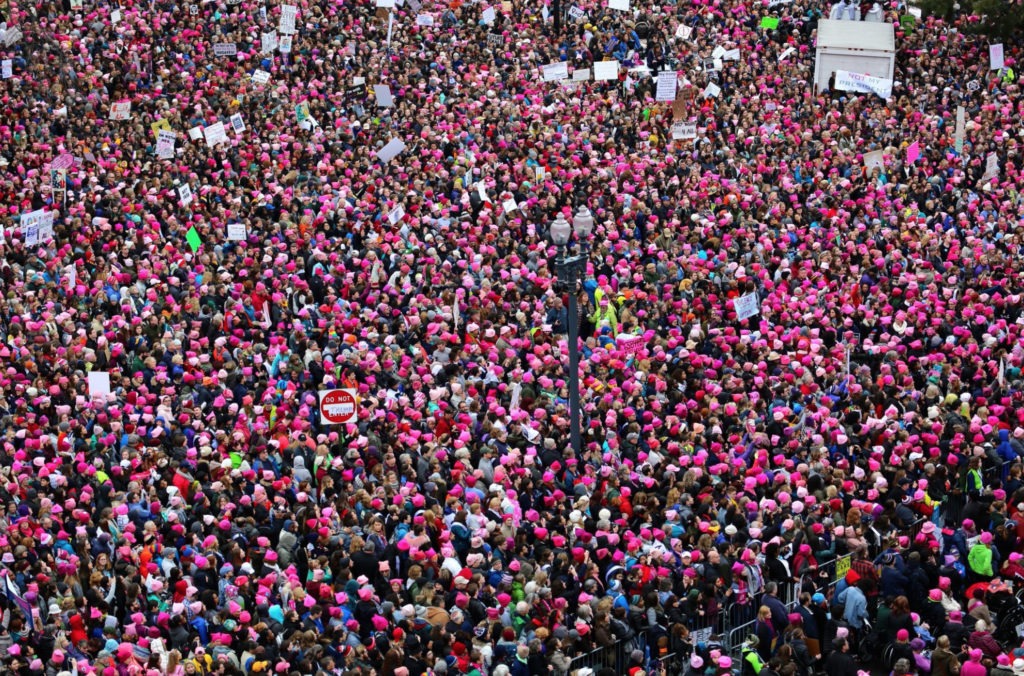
[2, 0, 1024, 672]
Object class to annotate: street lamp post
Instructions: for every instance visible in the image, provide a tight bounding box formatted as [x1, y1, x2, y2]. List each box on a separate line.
[550, 206, 594, 460]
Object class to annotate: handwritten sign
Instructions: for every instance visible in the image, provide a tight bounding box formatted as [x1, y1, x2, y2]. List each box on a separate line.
[734, 292, 760, 320]
[213, 42, 237, 56]
[542, 62, 569, 82]
[656, 70, 677, 101]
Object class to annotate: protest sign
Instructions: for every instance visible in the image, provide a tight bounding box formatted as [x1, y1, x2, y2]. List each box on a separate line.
[252, 69, 271, 85]
[863, 150, 884, 171]
[87, 372, 111, 399]
[760, 16, 779, 29]
[156, 130, 177, 159]
[279, 4, 298, 33]
[51, 153, 75, 170]
[954, 106, 966, 153]
[594, 60, 619, 81]
[569, 5, 586, 20]
[230, 113, 246, 133]
[990, 43, 1005, 71]
[906, 141, 920, 164]
[608, 0, 629, 10]
[573, 68, 590, 81]
[279, 35, 292, 53]
[417, 14, 435, 26]
[204, 121, 228, 147]
[734, 292, 760, 320]
[178, 184, 194, 206]
[261, 32, 278, 53]
[185, 226, 202, 252]
[703, 82, 721, 98]
[672, 122, 697, 140]
[675, 24, 692, 39]
[542, 62, 569, 82]
[1, 59, 10, 79]
[373, 84, 394, 107]
[834, 70, 893, 99]
[213, 43, 237, 56]
[376, 138, 406, 163]
[656, 70, 677, 101]
[388, 204, 405, 224]
[227, 223, 247, 241]
[109, 101, 132, 120]
[482, 6, 496, 23]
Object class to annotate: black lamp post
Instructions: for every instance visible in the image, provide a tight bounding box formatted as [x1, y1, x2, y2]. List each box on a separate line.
[550, 206, 594, 459]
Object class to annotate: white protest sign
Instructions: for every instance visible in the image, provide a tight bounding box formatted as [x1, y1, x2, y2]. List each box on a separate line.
[672, 122, 697, 140]
[156, 130, 177, 159]
[834, 70, 892, 99]
[227, 223, 247, 241]
[204, 121, 228, 147]
[954, 105, 966, 154]
[3, 27, 22, 47]
[675, 24, 692, 40]
[863, 150, 884, 171]
[656, 70, 677, 101]
[188, 126, 202, 140]
[278, 34, 292, 53]
[723, 49, 740, 61]
[279, 4, 298, 34]
[778, 46, 795, 61]
[87, 372, 112, 399]
[712, 45, 727, 60]
[38, 211, 54, 244]
[569, 5, 586, 20]
[608, 0, 629, 10]
[376, 0, 395, 5]
[230, 113, 246, 133]
[261, 32, 278, 53]
[213, 43, 237, 56]
[373, 84, 394, 107]
[252, 69, 271, 85]
[594, 60, 619, 81]
[1, 59, 10, 79]
[21, 210, 42, 246]
[178, 183, 194, 206]
[734, 292, 760, 320]
[376, 138, 406, 163]
[108, 101, 132, 120]
[408, 0, 422, 10]
[416, 13, 434, 25]
[542, 61, 569, 82]
[111, 9, 122, 23]
[388, 204, 405, 224]
[703, 82, 721, 98]
[982, 152, 1000, 182]
[502, 198, 518, 213]
[990, 43, 1005, 71]
[573, 68, 590, 81]
[482, 6, 496, 23]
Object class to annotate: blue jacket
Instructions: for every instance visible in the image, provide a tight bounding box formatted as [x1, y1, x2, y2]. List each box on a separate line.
[843, 586, 868, 628]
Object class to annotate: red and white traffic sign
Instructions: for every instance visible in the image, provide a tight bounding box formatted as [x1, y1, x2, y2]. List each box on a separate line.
[318, 388, 358, 425]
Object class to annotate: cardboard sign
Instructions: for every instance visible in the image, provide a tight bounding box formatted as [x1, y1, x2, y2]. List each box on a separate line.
[672, 92, 687, 120]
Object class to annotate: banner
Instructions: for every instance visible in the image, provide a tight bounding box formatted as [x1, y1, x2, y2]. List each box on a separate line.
[834, 70, 893, 99]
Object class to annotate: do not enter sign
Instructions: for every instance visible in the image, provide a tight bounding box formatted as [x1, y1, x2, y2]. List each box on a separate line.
[319, 388, 359, 424]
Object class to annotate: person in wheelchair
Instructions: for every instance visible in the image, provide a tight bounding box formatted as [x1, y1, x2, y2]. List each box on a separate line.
[889, 629, 915, 671]
[943, 610, 972, 653]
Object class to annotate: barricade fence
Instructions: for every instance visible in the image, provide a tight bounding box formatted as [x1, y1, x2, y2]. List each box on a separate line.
[569, 475, 1015, 676]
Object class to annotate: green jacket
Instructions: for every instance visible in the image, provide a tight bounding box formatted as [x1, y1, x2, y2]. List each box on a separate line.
[968, 543, 993, 576]
[742, 647, 765, 675]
